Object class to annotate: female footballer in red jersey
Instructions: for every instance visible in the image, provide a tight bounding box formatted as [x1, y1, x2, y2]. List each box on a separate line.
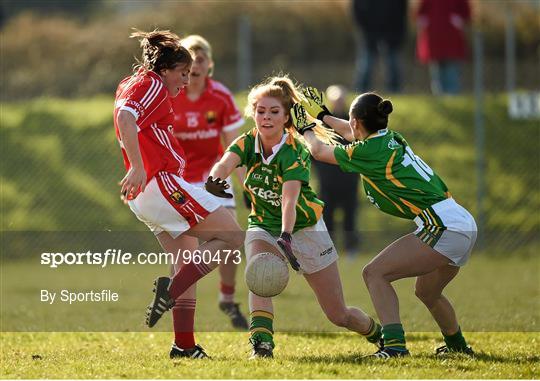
[114, 30, 244, 359]
[170, 35, 248, 337]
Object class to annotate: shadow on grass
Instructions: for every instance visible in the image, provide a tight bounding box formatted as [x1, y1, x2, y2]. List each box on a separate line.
[281, 331, 437, 343]
[397, 352, 540, 365]
[290, 352, 366, 365]
[291, 352, 540, 366]
[472, 352, 540, 364]
[285, 338, 540, 366]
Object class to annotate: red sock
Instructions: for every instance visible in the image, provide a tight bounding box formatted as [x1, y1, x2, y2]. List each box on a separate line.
[169, 261, 213, 299]
[172, 298, 196, 349]
[220, 282, 235, 303]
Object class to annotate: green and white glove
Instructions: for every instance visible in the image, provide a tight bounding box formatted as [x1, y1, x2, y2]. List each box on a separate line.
[291, 103, 316, 135]
[301, 86, 333, 121]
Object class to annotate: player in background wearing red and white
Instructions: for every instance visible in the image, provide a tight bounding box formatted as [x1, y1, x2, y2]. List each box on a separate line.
[170, 35, 248, 335]
[114, 30, 244, 359]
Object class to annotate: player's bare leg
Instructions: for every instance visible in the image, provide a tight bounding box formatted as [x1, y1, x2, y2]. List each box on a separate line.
[218, 208, 240, 289]
[217, 207, 248, 329]
[218, 250, 237, 288]
[362, 233, 450, 323]
[415, 266, 473, 355]
[362, 233, 451, 357]
[415, 265, 460, 334]
[245, 239, 277, 358]
[146, 207, 244, 328]
[184, 206, 245, 251]
[304, 262, 380, 342]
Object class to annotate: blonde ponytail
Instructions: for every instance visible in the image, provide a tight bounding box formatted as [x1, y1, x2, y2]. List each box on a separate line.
[246, 75, 341, 145]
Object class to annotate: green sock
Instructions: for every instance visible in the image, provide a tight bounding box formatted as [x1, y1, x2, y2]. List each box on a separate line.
[382, 323, 407, 351]
[362, 317, 382, 344]
[251, 331, 274, 347]
[443, 327, 468, 350]
[250, 310, 275, 348]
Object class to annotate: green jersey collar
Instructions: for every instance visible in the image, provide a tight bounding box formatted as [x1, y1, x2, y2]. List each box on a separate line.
[364, 128, 389, 141]
[254, 131, 289, 164]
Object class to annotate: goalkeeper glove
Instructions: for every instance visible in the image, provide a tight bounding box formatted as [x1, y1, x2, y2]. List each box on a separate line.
[301, 86, 333, 121]
[205, 176, 233, 198]
[291, 103, 316, 135]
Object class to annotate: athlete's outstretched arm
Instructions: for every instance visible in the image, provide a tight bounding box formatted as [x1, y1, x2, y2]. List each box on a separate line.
[320, 115, 355, 142]
[117, 110, 147, 196]
[303, 130, 338, 165]
[278, 180, 302, 271]
[209, 151, 241, 181]
[290, 102, 340, 166]
[281, 180, 301, 234]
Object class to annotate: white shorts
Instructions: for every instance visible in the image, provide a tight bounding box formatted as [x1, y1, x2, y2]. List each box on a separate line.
[245, 218, 338, 274]
[414, 198, 477, 266]
[128, 172, 220, 238]
[192, 177, 236, 209]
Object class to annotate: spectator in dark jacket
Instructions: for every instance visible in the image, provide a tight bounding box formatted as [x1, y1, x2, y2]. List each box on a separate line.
[312, 85, 361, 258]
[352, 0, 408, 93]
[416, 0, 471, 95]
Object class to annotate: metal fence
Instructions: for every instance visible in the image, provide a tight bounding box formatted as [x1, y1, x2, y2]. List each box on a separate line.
[1, 1, 539, 259]
[1, 92, 538, 259]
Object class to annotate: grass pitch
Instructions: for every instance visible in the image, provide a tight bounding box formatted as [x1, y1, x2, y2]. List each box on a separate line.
[1, 332, 539, 379]
[1, 95, 539, 378]
[1, 255, 539, 379]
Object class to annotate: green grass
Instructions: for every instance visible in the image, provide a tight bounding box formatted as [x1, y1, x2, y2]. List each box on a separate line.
[1, 255, 539, 378]
[1, 94, 539, 378]
[1, 255, 539, 332]
[2, 332, 539, 379]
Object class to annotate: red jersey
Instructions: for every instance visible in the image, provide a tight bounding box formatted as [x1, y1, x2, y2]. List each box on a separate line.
[114, 70, 186, 188]
[171, 78, 244, 183]
[416, 0, 470, 63]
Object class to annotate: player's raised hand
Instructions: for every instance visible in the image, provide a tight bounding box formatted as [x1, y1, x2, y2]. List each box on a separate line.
[301, 86, 333, 121]
[120, 166, 147, 200]
[205, 176, 233, 198]
[277, 232, 301, 272]
[291, 103, 316, 135]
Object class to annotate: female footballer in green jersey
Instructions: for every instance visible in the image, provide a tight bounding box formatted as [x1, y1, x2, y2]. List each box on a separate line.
[206, 76, 383, 359]
[293, 88, 477, 359]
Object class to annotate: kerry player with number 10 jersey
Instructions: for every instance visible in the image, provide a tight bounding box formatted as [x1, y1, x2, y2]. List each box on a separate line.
[206, 76, 384, 359]
[294, 88, 477, 359]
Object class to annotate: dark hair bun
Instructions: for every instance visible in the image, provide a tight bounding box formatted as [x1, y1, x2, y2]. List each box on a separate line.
[377, 99, 393, 116]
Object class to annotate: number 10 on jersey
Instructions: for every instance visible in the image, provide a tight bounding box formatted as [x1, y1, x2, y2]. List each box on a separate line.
[401, 146, 434, 181]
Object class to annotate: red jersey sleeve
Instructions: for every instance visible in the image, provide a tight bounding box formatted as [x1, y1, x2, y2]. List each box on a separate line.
[118, 74, 169, 130]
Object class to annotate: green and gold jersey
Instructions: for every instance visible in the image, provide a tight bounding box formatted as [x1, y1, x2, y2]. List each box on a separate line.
[227, 129, 323, 235]
[334, 129, 450, 220]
